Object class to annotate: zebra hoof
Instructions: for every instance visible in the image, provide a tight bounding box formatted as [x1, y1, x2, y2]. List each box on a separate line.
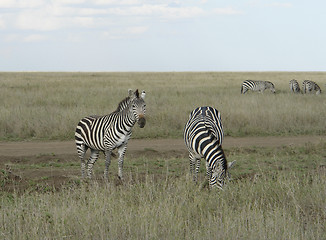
[199, 179, 209, 190]
[115, 176, 124, 186]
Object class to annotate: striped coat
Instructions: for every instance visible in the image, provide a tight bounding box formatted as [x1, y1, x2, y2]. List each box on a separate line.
[241, 80, 276, 94]
[184, 106, 235, 189]
[75, 89, 146, 179]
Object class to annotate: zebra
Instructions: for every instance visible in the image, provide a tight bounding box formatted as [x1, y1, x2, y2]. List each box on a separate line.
[184, 106, 235, 190]
[302, 80, 321, 95]
[75, 89, 146, 180]
[241, 80, 276, 94]
[289, 79, 301, 93]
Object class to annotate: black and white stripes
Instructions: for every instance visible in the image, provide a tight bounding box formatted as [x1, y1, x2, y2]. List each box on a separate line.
[302, 80, 321, 95]
[75, 89, 146, 179]
[241, 80, 276, 94]
[289, 79, 301, 93]
[184, 106, 235, 190]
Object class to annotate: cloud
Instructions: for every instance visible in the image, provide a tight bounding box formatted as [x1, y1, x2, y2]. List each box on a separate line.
[15, 10, 63, 31]
[248, 1, 293, 8]
[23, 34, 48, 42]
[108, 4, 205, 19]
[93, 0, 141, 5]
[212, 7, 244, 15]
[72, 17, 95, 27]
[55, 0, 86, 4]
[268, 2, 293, 8]
[4, 34, 20, 42]
[0, 0, 44, 8]
[0, 17, 5, 29]
[4, 0, 243, 34]
[102, 25, 148, 39]
[78, 8, 108, 15]
[126, 26, 148, 34]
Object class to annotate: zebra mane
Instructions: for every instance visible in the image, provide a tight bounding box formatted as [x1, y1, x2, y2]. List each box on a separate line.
[115, 96, 131, 112]
[114, 89, 144, 113]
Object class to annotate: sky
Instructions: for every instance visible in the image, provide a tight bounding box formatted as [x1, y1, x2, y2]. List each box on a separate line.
[0, 0, 325, 71]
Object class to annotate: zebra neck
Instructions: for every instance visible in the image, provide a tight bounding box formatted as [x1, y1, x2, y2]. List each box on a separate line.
[204, 145, 226, 169]
[120, 107, 137, 128]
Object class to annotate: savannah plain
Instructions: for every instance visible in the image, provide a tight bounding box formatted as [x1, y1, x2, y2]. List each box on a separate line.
[0, 72, 325, 239]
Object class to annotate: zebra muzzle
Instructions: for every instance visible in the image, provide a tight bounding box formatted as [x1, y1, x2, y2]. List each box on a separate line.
[138, 116, 146, 128]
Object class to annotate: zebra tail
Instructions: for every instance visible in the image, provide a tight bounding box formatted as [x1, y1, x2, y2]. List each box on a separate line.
[241, 85, 243, 94]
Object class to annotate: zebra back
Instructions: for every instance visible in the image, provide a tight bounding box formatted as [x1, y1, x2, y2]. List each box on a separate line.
[186, 106, 224, 146]
[241, 80, 275, 94]
[302, 80, 321, 94]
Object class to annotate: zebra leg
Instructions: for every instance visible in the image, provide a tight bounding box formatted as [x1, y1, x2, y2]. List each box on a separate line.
[76, 143, 88, 178]
[104, 149, 113, 180]
[189, 153, 195, 179]
[194, 158, 201, 183]
[206, 163, 213, 189]
[86, 149, 99, 179]
[117, 143, 128, 180]
[189, 153, 200, 182]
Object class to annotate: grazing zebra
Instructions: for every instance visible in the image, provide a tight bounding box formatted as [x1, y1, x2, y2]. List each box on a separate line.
[302, 80, 321, 95]
[184, 106, 235, 190]
[75, 89, 146, 179]
[289, 79, 301, 93]
[241, 80, 276, 94]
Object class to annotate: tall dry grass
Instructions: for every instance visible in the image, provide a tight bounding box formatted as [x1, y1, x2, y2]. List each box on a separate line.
[0, 72, 325, 140]
[1, 171, 325, 239]
[1, 135, 325, 239]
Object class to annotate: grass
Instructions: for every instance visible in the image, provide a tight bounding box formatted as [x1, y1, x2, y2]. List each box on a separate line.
[0, 72, 326, 140]
[0, 143, 325, 239]
[0, 72, 325, 238]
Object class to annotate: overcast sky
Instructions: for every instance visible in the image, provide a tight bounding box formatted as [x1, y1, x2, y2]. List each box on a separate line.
[0, 0, 325, 71]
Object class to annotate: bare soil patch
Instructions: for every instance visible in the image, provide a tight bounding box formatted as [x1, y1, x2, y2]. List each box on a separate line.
[1, 136, 325, 192]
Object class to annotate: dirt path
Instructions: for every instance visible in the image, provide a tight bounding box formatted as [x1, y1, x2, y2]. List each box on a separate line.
[0, 136, 325, 192]
[1, 136, 325, 157]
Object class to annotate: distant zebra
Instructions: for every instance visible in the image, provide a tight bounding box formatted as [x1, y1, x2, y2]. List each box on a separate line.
[241, 80, 276, 94]
[184, 106, 235, 190]
[289, 79, 301, 93]
[302, 80, 321, 95]
[75, 89, 146, 179]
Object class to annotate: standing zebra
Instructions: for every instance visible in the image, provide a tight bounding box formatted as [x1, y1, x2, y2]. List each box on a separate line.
[241, 80, 276, 94]
[289, 79, 301, 93]
[302, 80, 321, 95]
[184, 106, 235, 190]
[75, 89, 146, 179]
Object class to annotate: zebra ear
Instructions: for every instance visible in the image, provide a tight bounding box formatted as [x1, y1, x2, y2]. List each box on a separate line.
[134, 89, 140, 98]
[228, 160, 236, 169]
[140, 90, 146, 99]
[128, 89, 134, 97]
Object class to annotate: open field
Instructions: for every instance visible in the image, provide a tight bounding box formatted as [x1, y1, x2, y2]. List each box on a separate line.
[0, 72, 325, 239]
[0, 72, 326, 140]
[0, 139, 325, 239]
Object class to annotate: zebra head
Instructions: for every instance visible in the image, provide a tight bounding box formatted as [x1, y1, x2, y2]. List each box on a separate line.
[212, 160, 236, 190]
[266, 81, 276, 94]
[130, 89, 146, 128]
